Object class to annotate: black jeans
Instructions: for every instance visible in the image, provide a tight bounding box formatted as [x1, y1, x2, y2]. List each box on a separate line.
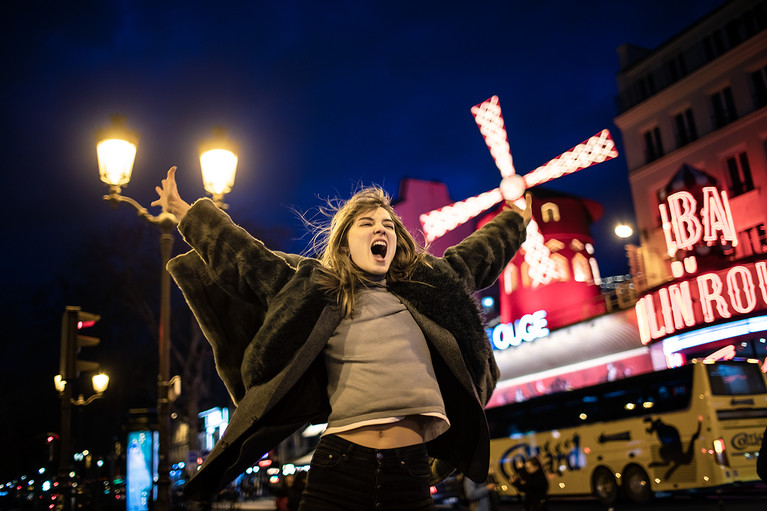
[298, 434, 436, 511]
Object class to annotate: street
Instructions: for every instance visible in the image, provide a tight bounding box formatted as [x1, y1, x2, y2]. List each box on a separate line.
[498, 495, 766, 510]
[215, 490, 767, 511]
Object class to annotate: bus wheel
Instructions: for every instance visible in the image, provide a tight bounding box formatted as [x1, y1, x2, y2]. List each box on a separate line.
[622, 465, 652, 503]
[592, 467, 618, 505]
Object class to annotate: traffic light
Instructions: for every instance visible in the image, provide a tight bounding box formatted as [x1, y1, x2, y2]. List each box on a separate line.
[59, 306, 101, 382]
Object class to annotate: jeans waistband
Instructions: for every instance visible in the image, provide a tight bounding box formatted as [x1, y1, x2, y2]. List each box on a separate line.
[319, 434, 428, 461]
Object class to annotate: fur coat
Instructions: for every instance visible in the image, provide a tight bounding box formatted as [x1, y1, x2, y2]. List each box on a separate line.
[168, 198, 526, 502]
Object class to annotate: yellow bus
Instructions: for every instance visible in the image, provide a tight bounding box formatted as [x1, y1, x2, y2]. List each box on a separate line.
[486, 359, 767, 504]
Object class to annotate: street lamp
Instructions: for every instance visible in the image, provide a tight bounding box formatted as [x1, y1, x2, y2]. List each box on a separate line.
[54, 372, 110, 406]
[54, 368, 109, 511]
[95, 115, 238, 511]
[614, 223, 634, 239]
[200, 127, 238, 209]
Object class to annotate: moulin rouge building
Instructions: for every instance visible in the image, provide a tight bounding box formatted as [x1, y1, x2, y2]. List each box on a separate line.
[395, 0, 767, 406]
[615, 0, 767, 369]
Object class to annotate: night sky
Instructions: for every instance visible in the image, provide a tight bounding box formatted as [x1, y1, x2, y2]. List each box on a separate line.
[1, 0, 727, 479]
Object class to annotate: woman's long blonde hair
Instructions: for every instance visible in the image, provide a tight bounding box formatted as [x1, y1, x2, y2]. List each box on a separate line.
[305, 185, 426, 316]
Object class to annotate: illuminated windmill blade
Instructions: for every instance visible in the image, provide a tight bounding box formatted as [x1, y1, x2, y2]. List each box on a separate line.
[471, 95, 516, 178]
[522, 129, 618, 190]
[419, 188, 504, 243]
[419, 130, 618, 242]
[418, 96, 514, 243]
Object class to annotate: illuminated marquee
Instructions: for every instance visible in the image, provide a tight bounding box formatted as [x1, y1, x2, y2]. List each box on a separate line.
[489, 310, 550, 350]
[636, 261, 767, 344]
[636, 185, 766, 345]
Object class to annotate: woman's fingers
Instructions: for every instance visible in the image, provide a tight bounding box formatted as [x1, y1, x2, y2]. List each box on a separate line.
[166, 166, 177, 188]
[150, 168, 176, 208]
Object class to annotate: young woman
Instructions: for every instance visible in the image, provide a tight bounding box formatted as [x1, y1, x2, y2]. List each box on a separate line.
[152, 166, 531, 510]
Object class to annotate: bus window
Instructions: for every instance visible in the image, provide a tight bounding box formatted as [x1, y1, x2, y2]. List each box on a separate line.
[645, 376, 692, 413]
[706, 362, 767, 395]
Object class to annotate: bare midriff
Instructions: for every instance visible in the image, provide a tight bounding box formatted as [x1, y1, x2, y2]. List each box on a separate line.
[335, 415, 427, 449]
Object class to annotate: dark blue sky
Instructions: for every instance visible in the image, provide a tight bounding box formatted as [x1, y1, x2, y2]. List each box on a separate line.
[1, 0, 728, 477]
[3, 0, 727, 283]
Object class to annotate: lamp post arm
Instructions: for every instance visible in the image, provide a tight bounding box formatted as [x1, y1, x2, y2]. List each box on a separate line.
[71, 393, 104, 407]
[103, 191, 179, 230]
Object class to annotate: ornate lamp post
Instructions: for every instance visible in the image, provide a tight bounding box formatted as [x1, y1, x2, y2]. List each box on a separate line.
[95, 116, 237, 511]
[54, 372, 110, 405]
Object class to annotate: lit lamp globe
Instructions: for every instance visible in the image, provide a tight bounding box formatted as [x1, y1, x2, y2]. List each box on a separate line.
[615, 223, 634, 239]
[96, 116, 139, 193]
[200, 129, 238, 208]
[54, 374, 66, 393]
[92, 373, 109, 394]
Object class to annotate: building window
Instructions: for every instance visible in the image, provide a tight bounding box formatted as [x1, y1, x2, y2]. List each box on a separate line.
[742, 3, 767, 37]
[520, 261, 532, 288]
[666, 54, 687, 83]
[738, 224, 767, 256]
[751, 65, 767, 109]
[643, 126, 664, 163]
[710, 86, 737, 128]
[636, 73, 656, 101]
[703, 29, 726, 62]
[545, 239, 565, 252]
[673, 108, 698, 147]
[572, 253, 591, 283]
[551, 253, 570, 282]
[725, 151, 755, 197]
[541, 202, 560, 222]
[725, 18, 743, 47]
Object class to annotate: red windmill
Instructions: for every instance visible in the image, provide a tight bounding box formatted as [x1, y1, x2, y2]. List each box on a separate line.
[419, 95, 619, 286]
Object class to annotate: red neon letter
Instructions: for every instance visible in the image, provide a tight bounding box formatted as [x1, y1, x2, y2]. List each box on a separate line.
[697, 273, 732, 323]
[638, 293, 666, 341]
[635, 297, 652, 345]
[659, 204, 677, 256]
[756, 261, 767, 305]
[658, 288, 676, 336]
[701, 187, 738, 247]
[667, 281, 696, 330]
[668, 191, 702, 252]
[727, 266, 757, 314]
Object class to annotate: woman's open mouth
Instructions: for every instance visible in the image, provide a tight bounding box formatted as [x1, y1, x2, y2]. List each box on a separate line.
[371, 240, 387, 259]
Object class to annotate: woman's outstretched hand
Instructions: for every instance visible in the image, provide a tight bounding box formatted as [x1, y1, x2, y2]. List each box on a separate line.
[505, 192, 533, 227]
[151, 166, 191, 221]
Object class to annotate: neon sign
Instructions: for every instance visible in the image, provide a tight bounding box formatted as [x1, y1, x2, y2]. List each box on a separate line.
[659, 187, 737, 256]
[636, 262, 767, 344]
[489, 310, 550, 350]
[636, 185, 767, 345]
